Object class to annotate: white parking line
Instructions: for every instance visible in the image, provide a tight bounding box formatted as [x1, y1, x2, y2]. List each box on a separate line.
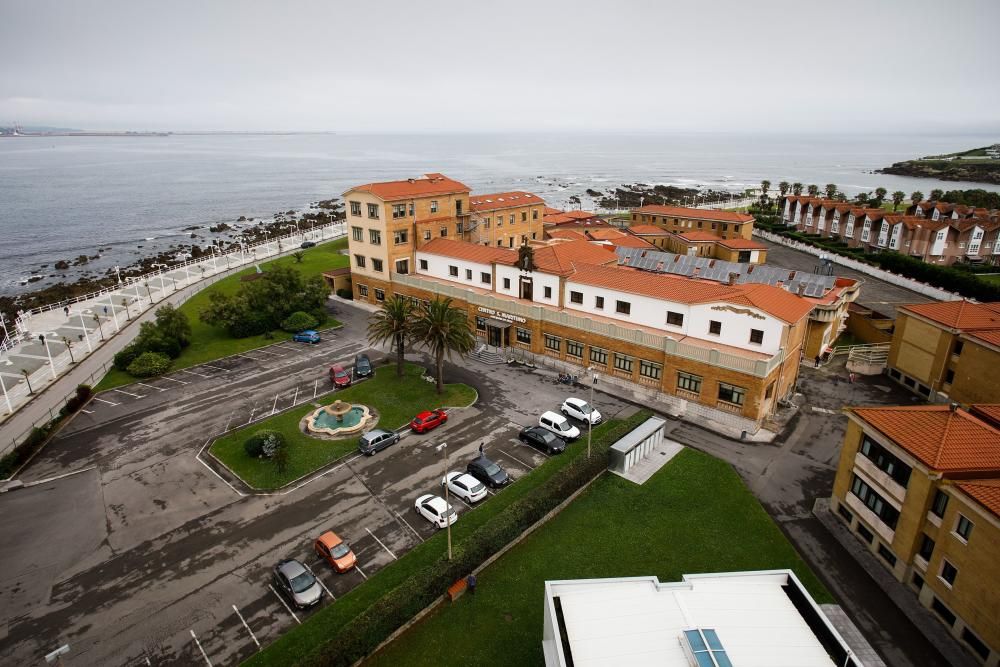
[392, 512, 425, 544]
[136, 382, 166, 392]
[189, 629, 213, 666]
[177, 368, 211, 378]
[292, 386, 300, 405]
[200, 364, 228, 372]
[80, 408, 94, 414]
[235, 353, 262, 361]
[93, 397, 120, 406]
[355, 564, 368, 580]
[232, 604, 260, 649]
[223, 409, 236, 432]
[499, 449, 535, 470]
[247, 407, 256, 424]
[271, 394, 279, 415]
[304, 563, 335, 600]
[112, 388, 144, 399]
[251, 347, 284, 357]
[160, 376, 189, 385]
[268, 584, 301, 624]
[366, 527, 398, 559]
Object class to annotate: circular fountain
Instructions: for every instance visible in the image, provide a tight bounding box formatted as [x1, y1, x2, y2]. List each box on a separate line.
[304, 400, 375, 438]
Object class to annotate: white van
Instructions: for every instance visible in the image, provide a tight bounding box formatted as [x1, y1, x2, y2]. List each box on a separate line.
[538, 410, 581, 440]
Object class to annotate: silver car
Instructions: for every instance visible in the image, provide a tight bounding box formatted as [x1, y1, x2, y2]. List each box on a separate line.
[272, 559, 323, 609]
[358, 428, 400, 456]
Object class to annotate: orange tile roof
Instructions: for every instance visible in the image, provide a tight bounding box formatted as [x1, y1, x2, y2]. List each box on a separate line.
[899, 300, 1000, 331]
[851, 405, 1000, 473]
[346, 173, 470, 201]
[469, 191, 543, 212]
[955, 479, 1000, 519]
[601, 235, 655, 249]
[418, 237, 517, 265]
[561, 210, 600, 220]
[632, 205, 754, 224]
[674, 231, 723, 242]
[544, 206, 564, 215]
[965, 329, 1000, 349]
[716, 238, 769, 250]
[531, 240, 618, 275]
[546, 229, 588, 242]
[628, 224, 670, 235]
[970, 404, 1000, 428]
[585, 228, 627, 241]
[543, 213, 577, 225]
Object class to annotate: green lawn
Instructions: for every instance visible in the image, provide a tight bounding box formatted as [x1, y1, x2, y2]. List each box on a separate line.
[367, 448, 830, 666]
[210, 364, 476, 490]
[96, 238, 349, 390]
[976, 273, 1000, 286]
[244, 412, 651, 667]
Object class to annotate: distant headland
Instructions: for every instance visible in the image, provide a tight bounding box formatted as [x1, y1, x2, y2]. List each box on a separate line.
[877, 144, 1000, 185]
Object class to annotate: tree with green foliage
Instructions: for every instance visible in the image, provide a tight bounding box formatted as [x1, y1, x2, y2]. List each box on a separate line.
[911, 191, 924, 205]
[368, 295, 415, 377]
[292, 251, 305, 264]
[807, 184, 819, 196]
[930, 188, 944, 201]
[825, 183, 837, 199]
[281, 311, 318, 333]
[153, 303, 191, 348]
[892, 191, 906, 211]
[126, 351, 172, 377]
[410, 297, 476, 394]
[778, 181, 790, 198]
[856, 192, 870, 204]
[792, 182, 803, 196]
[873, 187, 888, 206]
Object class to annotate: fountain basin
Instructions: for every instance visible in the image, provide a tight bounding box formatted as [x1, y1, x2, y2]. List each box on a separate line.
[306, 403, 375, 437]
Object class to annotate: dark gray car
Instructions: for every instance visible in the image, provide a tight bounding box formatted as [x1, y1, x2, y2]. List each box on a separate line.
[272, 559, 323, 609]
[354, 353, 373, 378]
[358, 428, 399, 455]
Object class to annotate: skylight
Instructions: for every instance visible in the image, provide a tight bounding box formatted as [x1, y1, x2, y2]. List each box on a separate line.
[682, 629, 733, 667]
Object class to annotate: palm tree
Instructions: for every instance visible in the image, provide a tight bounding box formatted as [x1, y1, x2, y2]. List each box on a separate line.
[930, 188, 944, 201]
[825, 183, 837, 199]
[760, 180, 771, 196]
[792, 182, 803, 196]
[856, 192, 870, 204]
[892, 191, 906, 211]
[368, 295, 415, 377]
[807, 184, 819, 197]
[410, 297, 476, 394]
[22, 368, 33, 394]
[873, 187, 888, 206]
[911, 191, 924, 205]
[778, 181, 790, 197]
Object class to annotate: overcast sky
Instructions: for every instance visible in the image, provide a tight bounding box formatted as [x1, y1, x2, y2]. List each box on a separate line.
[2, 0, 998, 133]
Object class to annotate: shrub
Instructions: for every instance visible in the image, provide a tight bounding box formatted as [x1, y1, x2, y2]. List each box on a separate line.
[281, 311, 318, 333]
[114, 343, 143, 371]
[126, 351, 172, 378]
[244, 430, 285, 458]
[0, 425, 52, 479]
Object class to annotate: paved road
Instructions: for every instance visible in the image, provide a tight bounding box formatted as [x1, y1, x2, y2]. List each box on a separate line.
[761, 241, 937, 317]
[0, 302, 633, 666]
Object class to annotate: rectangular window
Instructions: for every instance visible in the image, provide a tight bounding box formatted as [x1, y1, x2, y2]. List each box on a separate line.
[449, 265, 458, 277]
[430, 200, 438, 213]
[544, 286, 552, 299]
[372, 259, 383, 272]
[944, 368, 954, 384]
[708, 320, 721, 335]
[850, 475, 900, 529]
[408, 202, 414, 216]
[544, 334, 561, 352]
[423, 230, 432, 241]
[367, 203, 380, 219]
[465, 269, 472, 280]
[419, 259, 428, 270]
[616, 300, 631, 315]
[502, 277, 511, 289]
[369, 229, 381, 245]
[613, 353, 633, 373]
[354, 254, 366, 268]
[475, 316, 486, 331]
[357, 284, 369, 298]
[483, 217, 490, 227]
[955, 515, 973, 541]
[877, 544, 897, 567]
[590, 346, 608, 365]
[570, 291, 583, 304]
[350, 201, 362, 217]
[919, 534, 935, 561]
[393, 229, 408, 245]
[859, 435, 912, 487]
[521, 211, 527, 222]
[931, 598, 956, 626]
[953, 341, 964, 356]
[961, 628, 990, 661]
[566, 340, 584, 358]
[931, 489, 949, 518]
[395, 258, 409, 274]
[749, 328, 764, 345]
[717, 382, 746, 406]
[940, 560, 958, 586]
[351, 226, 363, 242]
[639, 360, 662, 380]
[595, 296, 604, 309]
[509, 214, 515, 225]
[837, 505, 854, 523]
[856, 523, 875, 544]
[481, 272, 491, 285]
[440, 227, 448, 237]
[497, 216, 503, 227]
[677, 372, 702, 393]
[533, 209, 539, 220]
[392, 203, 406, 219]
[911, 572, 924, 591]
[374, 288, 385, 302]
[666, 311, 684, 327]
[516, 327, 531, 344]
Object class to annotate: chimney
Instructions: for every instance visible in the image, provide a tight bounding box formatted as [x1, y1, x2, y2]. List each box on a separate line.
[656, 261, 665, 271]
[727, 272, 737, 286]
[950, 402, 959, 412]
[407, 178, 415, 183]
[797, 283, 806, 296]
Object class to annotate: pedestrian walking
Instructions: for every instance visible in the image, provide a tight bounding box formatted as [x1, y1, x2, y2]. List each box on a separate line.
[814, 355, 821, 368]
[467, 574, 477, 595]
[478, 442, 484, 456]
[103, 305, 108, 316]
[63, 306, 69, 317]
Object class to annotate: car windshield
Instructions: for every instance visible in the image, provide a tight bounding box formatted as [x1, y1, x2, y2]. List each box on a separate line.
[470, 481, 485, 493]
[336, 369, 347, 377]
[289, 571, 316, 593]
[330, 542, 351, 559]
[575, 402, 592, 413]
[484, 462, 502, 476]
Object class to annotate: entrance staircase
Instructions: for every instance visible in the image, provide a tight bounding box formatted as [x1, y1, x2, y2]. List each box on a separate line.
[470, 344, 508, 365]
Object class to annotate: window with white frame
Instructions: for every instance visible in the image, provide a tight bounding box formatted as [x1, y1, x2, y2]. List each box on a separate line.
[392, 204, 406, 219]
[354, 254, 366, 268]
[589, 346, 608, 365]
[351, 226, 363, 242]
[393, 229, 408, 245]
[367, 203, 380, 219]
[430, 200, 438, 213]
[369, 229, 381, 245]
[566, 340, 583, 358]
[350, 201, 362, 216]
[955, 514, 973, 541]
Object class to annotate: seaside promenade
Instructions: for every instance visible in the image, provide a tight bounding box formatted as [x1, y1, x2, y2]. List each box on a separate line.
[0, 222, 346, 456]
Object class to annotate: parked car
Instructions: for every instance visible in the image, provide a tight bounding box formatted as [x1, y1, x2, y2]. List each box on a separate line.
[560, 397, 602, 425]
[293, 330, 321, 344]
[330, 363, 352, 387]
[314, 531, 357, 573]
[358, 429, 400, 456]
[539, 410, 581, 440]
[466, 455, 510, 489]
[300, 240, 317, 248]
[518, 425, 567, 455]
[272, 558, 323, 609]
[354, 353, 373, 378]
[442, 471, 487, 504]
[414, 494, 457, 529]
[410, 409, 448, 434]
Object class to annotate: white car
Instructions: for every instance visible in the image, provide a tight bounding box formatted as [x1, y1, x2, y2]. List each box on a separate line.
[442, 471, 488, 504]
[414, 494, 458, 528]
[560, 397, 602, 425]
[539, 410, 581, 440]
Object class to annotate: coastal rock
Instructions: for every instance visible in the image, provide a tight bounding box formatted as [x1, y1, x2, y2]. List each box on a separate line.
[54, 260, 70, 270]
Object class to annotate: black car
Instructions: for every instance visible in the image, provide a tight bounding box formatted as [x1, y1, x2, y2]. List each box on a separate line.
[466, 455, 510, 489]
[300, 240, 317, 248]
[354, 353, 373, 378]
[518, 426, 567, 455]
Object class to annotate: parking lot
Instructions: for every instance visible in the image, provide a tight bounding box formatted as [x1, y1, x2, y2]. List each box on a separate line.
[0, 302, 632, 666]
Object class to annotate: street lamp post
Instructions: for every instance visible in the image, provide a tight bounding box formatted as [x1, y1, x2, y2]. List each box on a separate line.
[39, 333, 56, 380]
[436, 442, 453, 561]
[105, 296, 120, 332]
[587, 368, 598, 459]
[152, 263, 169, 296]
[210, 245, 219, 272]
[0, 371, 11, 414]
[76, 309, 93, 353]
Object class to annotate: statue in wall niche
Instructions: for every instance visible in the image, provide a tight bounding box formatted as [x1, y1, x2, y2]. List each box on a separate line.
[518, 242, 535, 272]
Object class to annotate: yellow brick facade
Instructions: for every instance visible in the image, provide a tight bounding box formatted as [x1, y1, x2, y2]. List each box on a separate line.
[467, 203, 545, 249]
[631, 211, 754, 240]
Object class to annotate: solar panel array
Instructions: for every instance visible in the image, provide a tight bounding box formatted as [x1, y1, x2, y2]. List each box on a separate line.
[616, 247, 836, 298]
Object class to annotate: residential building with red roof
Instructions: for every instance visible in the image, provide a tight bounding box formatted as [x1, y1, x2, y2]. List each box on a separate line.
[624, 224, 769, 264]
[831, 402, 1000, 664]
[887, 300, 1000, 405]
[631, 205, 755, 241]
[467, 191, 545, 249]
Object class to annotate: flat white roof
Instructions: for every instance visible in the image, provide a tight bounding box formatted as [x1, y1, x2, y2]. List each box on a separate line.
[545, 571, 849, 667]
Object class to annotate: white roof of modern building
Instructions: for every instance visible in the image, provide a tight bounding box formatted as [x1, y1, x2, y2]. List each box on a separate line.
[543, 570, 855, 667]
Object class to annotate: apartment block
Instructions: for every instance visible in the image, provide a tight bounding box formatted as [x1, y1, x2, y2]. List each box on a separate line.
[831, 404, 1000, 665]
[468, 190, 545, 249]
[630, 205, 755, 240]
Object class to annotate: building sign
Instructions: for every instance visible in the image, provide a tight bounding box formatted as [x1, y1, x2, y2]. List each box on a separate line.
[477, 306, 527, 324]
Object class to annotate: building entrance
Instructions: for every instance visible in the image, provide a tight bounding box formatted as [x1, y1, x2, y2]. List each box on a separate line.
[486, 320, 511, 347]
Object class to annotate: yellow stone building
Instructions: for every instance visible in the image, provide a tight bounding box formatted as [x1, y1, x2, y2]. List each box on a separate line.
[630, 205, 756, 240]
[467, 191, 545, 248]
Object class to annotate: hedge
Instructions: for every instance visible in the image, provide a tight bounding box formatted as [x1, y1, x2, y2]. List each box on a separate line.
[281, 311, 318, 333]
[271, 410, 651, 667]
[126, 351, 172, 378]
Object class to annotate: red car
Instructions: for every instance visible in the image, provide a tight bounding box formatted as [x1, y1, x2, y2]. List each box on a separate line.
[330, 364, 352, 387]
[410, 409, 448, 434]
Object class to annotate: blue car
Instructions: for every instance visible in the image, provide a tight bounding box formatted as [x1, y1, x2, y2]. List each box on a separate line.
[293, 330, 320, 344]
